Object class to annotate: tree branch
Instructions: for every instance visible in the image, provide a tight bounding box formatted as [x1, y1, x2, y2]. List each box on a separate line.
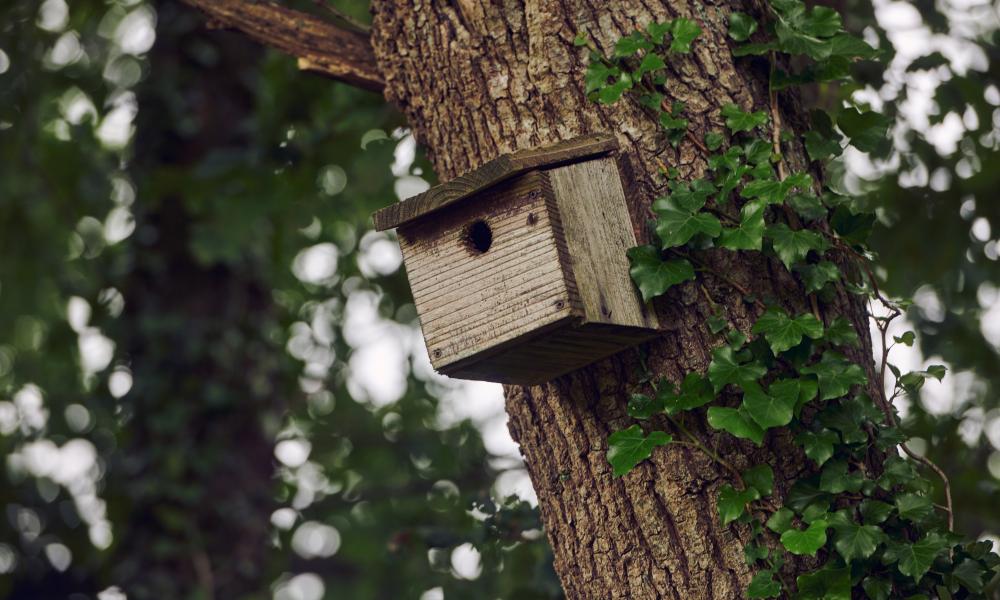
[181, 0, 385, 93]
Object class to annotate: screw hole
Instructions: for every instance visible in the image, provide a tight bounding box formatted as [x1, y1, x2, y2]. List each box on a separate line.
[465, 219, 493, 253]
[527, 212, 538, 226]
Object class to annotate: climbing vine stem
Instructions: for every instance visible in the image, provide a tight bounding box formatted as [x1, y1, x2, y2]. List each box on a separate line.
[582, 4, 998, 598]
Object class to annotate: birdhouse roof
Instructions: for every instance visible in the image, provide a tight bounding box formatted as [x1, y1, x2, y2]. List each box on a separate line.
[372, 133, 618, 231]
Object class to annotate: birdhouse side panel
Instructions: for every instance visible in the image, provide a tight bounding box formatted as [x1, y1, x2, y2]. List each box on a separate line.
[396, 171, 581, 370]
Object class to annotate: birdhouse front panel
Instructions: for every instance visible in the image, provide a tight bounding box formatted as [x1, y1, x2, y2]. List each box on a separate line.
[373, 134, 660, 384]
[396, 170, 581, 377]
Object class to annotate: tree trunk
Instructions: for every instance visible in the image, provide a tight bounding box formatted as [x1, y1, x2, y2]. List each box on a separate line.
[369, 1, 876, 598]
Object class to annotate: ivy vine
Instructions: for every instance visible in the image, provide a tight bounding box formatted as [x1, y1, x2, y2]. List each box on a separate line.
[579, 4, 1000, 599]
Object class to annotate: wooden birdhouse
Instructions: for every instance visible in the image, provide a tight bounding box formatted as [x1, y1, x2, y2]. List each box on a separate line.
[372, 134, 659, 384]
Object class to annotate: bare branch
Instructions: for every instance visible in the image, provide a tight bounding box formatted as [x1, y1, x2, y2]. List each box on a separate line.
[181, 0, 385, 93]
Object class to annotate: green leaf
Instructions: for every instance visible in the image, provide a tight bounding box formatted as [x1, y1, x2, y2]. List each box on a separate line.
[838, 108, 892, 154]
[832, 520, 884, 561]
[780, 519, 828, 555]
[765, 224, 829, 269]
[952, 558, 988, 594]
[719, 200, 765, 250]
[787, 192, 828, 222]
[728, 12, 758, 42]
[647, 21, 674, 44]
[862, 577, 892, 600]
[795, 429, 838, 466]
[734, 41, 777, 56]
[722, 103, 768, 133]
[573, 33, 590, 46]
[883, 533, 950, 582]
[795, 564, 851, 600]
[743, 381, 796, 429]
[670, 18, 702, 53]
[607, 425, 672, 477]
[597, 72, 633, 104]
[766, 507, 794, 533]
[634, 52, 666, 79]
[584, 62, 618, 93]
[800, 351, 867, 400]
[744, 542, 769, 565]
[795, 260, 840, 293]
[860, 500, 894, 524]
[804, 130, 843, 161]
[627, 245, 696, 302]
[626, 393, 663, 419]
[718, 483, 759, 524]
[707, 346, 766, 391]
[801, 6, 842, 37]
[785, 478, 830, 513]
[613, 31, 653, 57]
[705, 131, 725, 151]
[824, 316, 859, 347]
[752, 307, 824, 354]
[747, 571, 781, 598]
[707, 406, 765, 445]
[895, 492, 935, 523]
[707, 312, 729, 334]
[653, 196, 722, 248]
[894, 331, 916, 346]
[659, 372, 714, 414]
[743, 464, 774, 496]
[826, 33, 877, 59]
[819, 459, 863, 493]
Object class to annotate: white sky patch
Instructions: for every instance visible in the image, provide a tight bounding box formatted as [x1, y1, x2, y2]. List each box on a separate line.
[450, 542, 483, 580]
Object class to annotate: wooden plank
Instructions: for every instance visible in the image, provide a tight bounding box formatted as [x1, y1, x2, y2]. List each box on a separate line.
[397, 171, 582, 370]
[373, 133, 618, 231]
[547, 157, 660, 331]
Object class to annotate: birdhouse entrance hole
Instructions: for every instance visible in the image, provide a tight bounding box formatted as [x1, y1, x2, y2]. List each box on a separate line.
[465, 219, 492, 253]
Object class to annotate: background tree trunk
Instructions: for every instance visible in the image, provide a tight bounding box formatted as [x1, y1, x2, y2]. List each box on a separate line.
[370, 2, 877, 598]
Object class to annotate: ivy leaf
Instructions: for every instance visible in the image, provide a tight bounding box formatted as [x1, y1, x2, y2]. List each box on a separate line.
[804, 130, 843, 161]
[859, 500, 894, 525]
[832, 520, 884, 561]
[785, 478, 830, 513]
[626, 392, 663, 419]
[707, 346, 767, 391]
[952, 558, 989, 594]
[795, 260, 840, 293]
[838, 108, 892, 154]
[606, 425, 672, 477]
[719, 200, 765, 250]
[743, 381, 795, 429]
[801, 6, 842, 37]
[707, 406, 765, 445]
[707, 312, 729, 334]
[647, 21, 674, 44]
[743, 139, 773, 164]
[728, 12, 758, 42]
[766, 223, 829, 269]
[718, 483, 760, 525]
[780, 520, 828, 555]
[705, 131, 725, 151]
[743, 464, 774, 496]
[894, 331, 916, 346]
[795, 429, 838, 466]
[747, 571, 781, 599]
[795, 564, 851, 600]
[627, 245, 696, 302]
[661, 372, 715, 414]
[862, 577, 892, 600]
[584, 61, 617, 93]
[800, 351, 867, 400]
[752, 307, 824, 354]
[895, 492, 935, 523]
[824, 316, 859, 347]
[613, 31, 653, 57]
[819, 459, 863, 493]
[766, 507, 795, 533]
[722, 103, 768, 132]
[670, 18, 702, 53]
[634, 52, 666, 79]
[654, 196, 722, 248]
[597, 72, 634, 104]
[787, 192, 827, 221]
[826, 33, 877, 59]
[883, 533, 950, 582]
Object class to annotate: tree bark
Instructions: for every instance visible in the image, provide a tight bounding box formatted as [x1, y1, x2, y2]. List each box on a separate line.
[369, 2, 877, 599]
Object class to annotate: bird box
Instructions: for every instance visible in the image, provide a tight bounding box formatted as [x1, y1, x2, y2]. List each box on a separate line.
[372, 134, 659, 384]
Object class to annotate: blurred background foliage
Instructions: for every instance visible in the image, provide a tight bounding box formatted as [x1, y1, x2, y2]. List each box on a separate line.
[0, 0, 996, 599]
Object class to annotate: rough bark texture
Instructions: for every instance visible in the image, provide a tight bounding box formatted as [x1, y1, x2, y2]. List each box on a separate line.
[369, 2, 877, 598]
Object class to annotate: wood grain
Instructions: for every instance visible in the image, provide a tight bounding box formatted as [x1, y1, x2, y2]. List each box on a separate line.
[548, 157, 659, 331]
[373, 133, 618, 231]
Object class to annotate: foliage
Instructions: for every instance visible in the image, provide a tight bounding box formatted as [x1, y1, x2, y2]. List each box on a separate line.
[588, 4, 1000, 598]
